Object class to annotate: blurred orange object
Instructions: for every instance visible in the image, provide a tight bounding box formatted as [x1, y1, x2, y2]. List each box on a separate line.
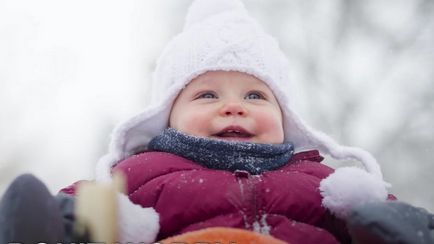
[159, 227, 288, 244]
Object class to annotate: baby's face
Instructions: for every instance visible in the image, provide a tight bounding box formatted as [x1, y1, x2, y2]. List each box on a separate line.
[169, 71, 284, 144]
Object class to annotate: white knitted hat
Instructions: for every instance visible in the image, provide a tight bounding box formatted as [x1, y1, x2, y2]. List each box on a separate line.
[96, 0, 390, 218]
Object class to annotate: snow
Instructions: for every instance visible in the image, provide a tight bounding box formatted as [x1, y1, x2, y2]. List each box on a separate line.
[253, 214, 271, 235]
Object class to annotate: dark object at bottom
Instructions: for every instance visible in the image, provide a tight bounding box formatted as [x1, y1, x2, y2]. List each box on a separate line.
[0, 174, 89, 244]
[0, 174, 64, 244]
[348, 201, 434, 244]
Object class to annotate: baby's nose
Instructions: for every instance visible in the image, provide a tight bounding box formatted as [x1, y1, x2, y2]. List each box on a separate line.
[219, 102, 247, 116]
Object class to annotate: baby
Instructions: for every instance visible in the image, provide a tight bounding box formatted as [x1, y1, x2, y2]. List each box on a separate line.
[61, 0, 391, 242]
[1, 0, 433, 244]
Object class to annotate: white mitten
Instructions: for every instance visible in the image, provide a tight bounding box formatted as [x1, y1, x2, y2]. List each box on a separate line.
[320, 167, 389, 219]
[117, 194, 160, 244]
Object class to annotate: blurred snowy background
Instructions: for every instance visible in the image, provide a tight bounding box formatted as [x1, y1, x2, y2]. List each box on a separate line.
[1, 0, 433, 211]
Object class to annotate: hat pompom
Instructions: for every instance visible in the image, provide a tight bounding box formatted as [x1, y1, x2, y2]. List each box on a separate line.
[319, 167, 389, 219]
[185, 0, 247, 29]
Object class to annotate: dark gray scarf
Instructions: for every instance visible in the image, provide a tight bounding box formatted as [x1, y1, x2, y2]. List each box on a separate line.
[148, 128, 294, 175]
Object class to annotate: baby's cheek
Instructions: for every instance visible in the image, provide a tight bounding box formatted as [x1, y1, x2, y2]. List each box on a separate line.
[256, 110, 282, 129]
[255, 110, 284, 142]
[181, 114, 210, 136]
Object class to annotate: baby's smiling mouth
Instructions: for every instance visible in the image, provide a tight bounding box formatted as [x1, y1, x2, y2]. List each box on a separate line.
[213, 126, 254, 139]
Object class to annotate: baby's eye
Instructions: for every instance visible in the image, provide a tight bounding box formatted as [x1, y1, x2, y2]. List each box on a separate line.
[245, 91, 265, 100]
[197, 92, 217, 99]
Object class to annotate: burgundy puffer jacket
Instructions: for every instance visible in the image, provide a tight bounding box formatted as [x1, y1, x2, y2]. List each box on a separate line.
[61, 150, 351, 243]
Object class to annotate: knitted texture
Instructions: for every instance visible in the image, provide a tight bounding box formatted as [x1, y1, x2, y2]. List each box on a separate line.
[148, 128, 294, 175]
[150, 5, 291, 107]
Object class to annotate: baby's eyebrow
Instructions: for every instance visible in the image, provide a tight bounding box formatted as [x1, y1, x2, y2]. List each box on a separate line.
[248, 84, 271, 92]
[190, 82, 218, 92]
[187, 86, 216, 98]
